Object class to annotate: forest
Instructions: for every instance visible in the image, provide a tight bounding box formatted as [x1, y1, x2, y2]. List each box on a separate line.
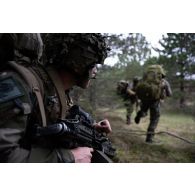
[72, 33, 195, 162]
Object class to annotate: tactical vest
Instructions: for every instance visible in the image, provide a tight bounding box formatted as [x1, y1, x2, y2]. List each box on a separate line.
[6, 61, 70, 127]
[0, 34, 71, 127]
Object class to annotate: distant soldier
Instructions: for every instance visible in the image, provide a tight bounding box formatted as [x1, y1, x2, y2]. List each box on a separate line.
[135, 65, 172, 143]
[117, 77, 139, 125]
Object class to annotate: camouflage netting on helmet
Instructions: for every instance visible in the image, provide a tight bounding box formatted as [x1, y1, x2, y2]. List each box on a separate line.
[43, 33, 109, 76]
[146, 65, 166, 77]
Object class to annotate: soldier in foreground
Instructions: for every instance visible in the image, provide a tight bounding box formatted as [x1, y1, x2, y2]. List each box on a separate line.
[0, 33, 112, 163]
[117, 77, 139, 125]
[135, 65, 172, 143]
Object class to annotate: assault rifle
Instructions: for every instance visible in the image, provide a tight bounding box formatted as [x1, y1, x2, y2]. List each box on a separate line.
[35, 105, 116, 163]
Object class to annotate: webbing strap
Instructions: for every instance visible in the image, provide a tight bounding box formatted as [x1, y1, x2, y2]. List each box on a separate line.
[47, 68, 67, 120]
[8, 61, 47, 127]
[32, 87, 47, 127]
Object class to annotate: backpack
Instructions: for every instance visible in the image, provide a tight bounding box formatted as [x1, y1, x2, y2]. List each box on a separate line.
[136, 65, 164, 101]
[0, 34, 70, 127]
[0, 34, 48, 126]
[0, 34, 43, 65]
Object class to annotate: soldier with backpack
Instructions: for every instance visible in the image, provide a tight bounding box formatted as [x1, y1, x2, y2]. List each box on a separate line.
[135, 65, 172, 143]
[0, 33, 112, 163]
[117, 77, 139, 125]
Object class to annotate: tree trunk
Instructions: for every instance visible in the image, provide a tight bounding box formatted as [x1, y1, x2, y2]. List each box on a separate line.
[179, 63, 185, 108]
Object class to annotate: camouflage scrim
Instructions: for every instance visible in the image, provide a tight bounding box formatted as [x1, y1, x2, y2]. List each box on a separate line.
[43, 33, 109, 76]
[146, 64, 166, 77]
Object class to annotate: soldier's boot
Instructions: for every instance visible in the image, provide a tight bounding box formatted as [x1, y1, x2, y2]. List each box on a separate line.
[145, 131, 154, 143]
[135, 111, 142, 124]
[126, 116, 131, 125]
[135, 111, 148, 124]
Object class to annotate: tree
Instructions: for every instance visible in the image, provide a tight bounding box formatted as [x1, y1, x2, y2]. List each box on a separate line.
[124, 60, 143, 80]
[157, 33, 195, 108]
[105, 33, 151, 67]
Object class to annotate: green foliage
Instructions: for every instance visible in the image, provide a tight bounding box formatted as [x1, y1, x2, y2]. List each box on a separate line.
[144, 56, 159, 66]
[105, 33, 151, 67]
[158, 33, 195, 77]
[124, 60, 143, 80]
[152, 33, 195, 108]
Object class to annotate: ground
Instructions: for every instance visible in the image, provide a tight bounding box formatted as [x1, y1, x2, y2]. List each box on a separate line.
[96, 108, 195, 163]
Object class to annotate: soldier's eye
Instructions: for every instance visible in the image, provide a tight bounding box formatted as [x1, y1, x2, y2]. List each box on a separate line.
[87, 64, 96, 69]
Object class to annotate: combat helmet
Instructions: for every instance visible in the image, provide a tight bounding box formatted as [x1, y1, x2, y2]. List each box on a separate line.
[117, 80, 128, 95]
[119, 79, 128, 84]
[133, 76, 140, 83]
[117, 80, 128, 86]
[117, 80, 129, 89]
[0, 33, 43, 64]
[44, 33, 109, 76]
[147, 65, 166, 77]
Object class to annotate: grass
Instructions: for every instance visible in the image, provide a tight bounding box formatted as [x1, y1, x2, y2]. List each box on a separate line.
[96, 108, 195, 163]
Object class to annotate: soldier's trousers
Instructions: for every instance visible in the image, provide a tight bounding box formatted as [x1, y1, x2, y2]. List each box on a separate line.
[125, 101, 135, 123]
[137, 100, 160, 141]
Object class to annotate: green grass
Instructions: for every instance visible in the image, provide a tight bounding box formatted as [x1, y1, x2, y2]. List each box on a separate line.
[96, 108, 195, 163]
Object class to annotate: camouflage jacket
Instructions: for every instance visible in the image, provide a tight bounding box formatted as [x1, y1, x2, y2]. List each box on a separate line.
[121, 83, 137, 103]
[0, 66, 74, 163]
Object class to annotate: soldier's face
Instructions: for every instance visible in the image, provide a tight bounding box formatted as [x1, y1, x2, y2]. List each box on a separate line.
[77, 66, 97, 89]
[89, 65, 98, 79]
[58, 65, 98, 90]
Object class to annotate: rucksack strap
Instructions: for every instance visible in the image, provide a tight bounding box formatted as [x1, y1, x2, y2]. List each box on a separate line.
[46, 67, 67, 120]
[8, 61, 47, 127]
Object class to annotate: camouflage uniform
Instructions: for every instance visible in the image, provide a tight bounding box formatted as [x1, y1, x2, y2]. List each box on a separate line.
[0, 34, 75, 162]
[135, 71, 172, 143]
[0, 33, 108, 162]
[117, 78, 139, 125]
[0, 68, 74, 162]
